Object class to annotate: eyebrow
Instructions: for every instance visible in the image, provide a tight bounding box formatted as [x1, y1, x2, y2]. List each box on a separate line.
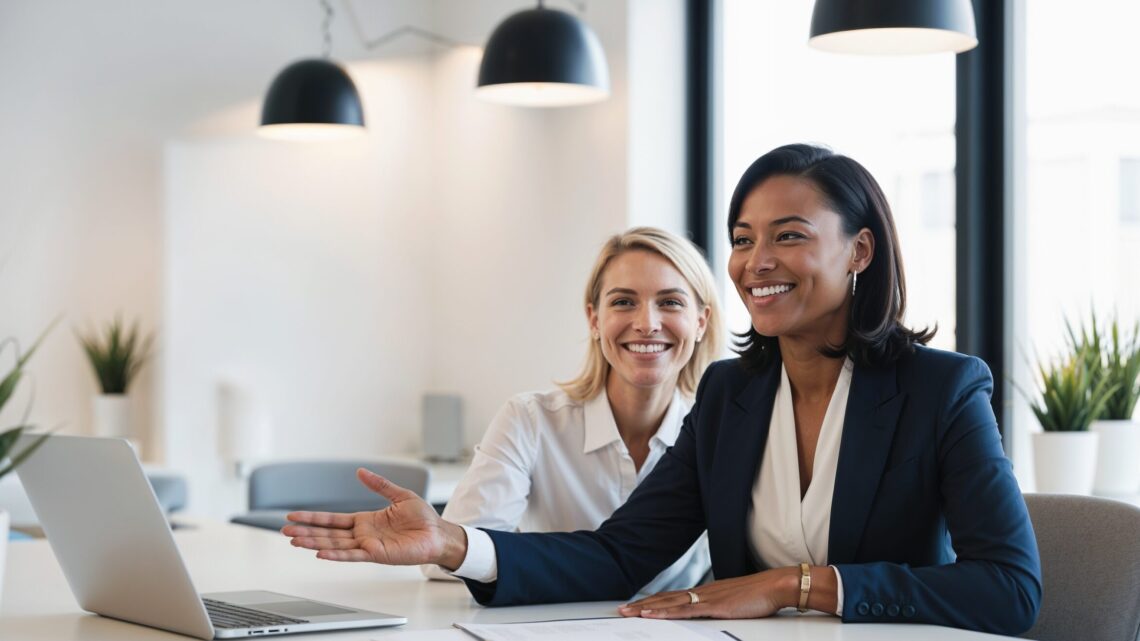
[605, 287, 691, 297]
[733, 215, 815, 229]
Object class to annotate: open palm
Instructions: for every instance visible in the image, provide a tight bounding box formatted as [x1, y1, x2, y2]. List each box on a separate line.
[283, 469, 456, 566]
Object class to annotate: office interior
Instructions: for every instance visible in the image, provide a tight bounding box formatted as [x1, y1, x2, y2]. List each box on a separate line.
[1, 0, 1138, 638]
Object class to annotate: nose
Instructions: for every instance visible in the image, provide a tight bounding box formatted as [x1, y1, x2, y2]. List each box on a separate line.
[744, 242, 776, 275]
[633, 304, 661, 335]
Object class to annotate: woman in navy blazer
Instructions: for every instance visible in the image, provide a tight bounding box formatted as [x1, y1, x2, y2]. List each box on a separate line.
[284, 144, 1042, 635]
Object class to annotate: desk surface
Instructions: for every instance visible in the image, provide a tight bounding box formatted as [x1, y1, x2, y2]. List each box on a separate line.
[2, 520, 1022, 641]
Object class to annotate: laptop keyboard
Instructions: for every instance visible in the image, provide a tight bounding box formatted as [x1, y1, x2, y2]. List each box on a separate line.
[203, 598, 310, 630]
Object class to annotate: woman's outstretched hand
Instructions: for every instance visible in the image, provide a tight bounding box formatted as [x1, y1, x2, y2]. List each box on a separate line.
[282, 468, 469, 570]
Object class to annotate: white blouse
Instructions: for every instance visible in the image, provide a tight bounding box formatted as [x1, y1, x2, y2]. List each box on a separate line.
[433, 387, 711, 595]
[749, 359, 852, 613]
[455, 364, 851, 614]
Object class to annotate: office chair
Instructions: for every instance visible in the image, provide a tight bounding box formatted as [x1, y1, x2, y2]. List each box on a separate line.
[146, 472, 189, 514]
[230, 459, 430, 531]
[1021, 493, 1140, 641]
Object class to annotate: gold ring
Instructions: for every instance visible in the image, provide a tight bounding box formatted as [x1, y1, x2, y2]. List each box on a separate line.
[687, 591, 700, 605]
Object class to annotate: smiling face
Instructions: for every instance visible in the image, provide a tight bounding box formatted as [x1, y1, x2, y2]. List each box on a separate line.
[587, 250, 710, 396]
[728, 175, 873, 345]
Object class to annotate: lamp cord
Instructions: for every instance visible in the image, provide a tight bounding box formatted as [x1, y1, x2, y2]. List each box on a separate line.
[341, 0, 587, 54]
[342, 0, 474, 50]
[320, 0, 334, 57]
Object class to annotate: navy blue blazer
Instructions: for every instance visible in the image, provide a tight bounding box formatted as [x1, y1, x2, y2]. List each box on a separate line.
[463, 346, 1042, 635]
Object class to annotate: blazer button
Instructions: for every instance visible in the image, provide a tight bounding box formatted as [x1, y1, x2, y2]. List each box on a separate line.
[903, 605, 916, 617]
[871, 603, 884, 616]
[887, 604, 900, 617]
[856, 602, 870, 616]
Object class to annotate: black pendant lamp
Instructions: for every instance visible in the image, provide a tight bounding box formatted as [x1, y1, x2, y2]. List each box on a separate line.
[476, 1, 609, 107]
[259, 1, 365, 140]
[809, 0, 978, 55]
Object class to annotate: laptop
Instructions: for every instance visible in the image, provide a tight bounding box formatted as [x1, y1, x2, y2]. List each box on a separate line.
[15, 434, 406, 639]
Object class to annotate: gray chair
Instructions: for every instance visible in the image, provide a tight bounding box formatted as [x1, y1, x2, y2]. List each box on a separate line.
[146, 472, 188, 514]
[1022, 494, 1140, 641]
[230, 460, 430, 531]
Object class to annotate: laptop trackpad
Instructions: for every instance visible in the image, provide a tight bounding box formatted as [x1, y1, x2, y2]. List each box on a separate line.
[256, 601, 358, 617]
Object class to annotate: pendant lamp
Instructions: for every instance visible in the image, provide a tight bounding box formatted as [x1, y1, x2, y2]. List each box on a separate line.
[809, 0, 978, 55]
[259, 1, 365, 140]
[476, 1, 609, 107]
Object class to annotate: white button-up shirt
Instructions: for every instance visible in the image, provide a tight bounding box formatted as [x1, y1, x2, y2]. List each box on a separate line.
[438, 387, 711, 594]
[749, 360, 852, 614]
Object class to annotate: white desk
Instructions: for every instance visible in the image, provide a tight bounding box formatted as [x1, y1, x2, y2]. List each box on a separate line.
[1, 520, 1025, 641]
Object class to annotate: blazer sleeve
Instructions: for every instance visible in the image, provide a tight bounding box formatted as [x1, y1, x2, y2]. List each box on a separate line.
[461, 370, 717, 606]
[422, 396, 538, 581]
[833, 356, 1042, 636]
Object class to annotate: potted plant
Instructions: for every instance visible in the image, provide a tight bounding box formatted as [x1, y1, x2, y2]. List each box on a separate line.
[0, 325, 54, 606]
[1087, 317, 1140, 494]
[77, 316, 152, 443]
[1022, 340, 1117, 495]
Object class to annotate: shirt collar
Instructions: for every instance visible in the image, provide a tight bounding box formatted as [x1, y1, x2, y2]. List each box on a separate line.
[582, 387, 688, 454]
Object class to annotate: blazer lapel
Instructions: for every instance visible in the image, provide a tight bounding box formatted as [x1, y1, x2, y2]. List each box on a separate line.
[710, 359, 780, 577]
[827, 361, 906, 565]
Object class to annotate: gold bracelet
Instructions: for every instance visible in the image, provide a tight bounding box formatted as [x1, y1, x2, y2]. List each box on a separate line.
[797, 562, 811, 613]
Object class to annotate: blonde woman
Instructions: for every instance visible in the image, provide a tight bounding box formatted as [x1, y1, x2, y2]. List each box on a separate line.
[422, 227, 722, 594]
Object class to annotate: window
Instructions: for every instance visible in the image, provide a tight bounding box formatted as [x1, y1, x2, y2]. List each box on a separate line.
[716, 0, 957, 349]
[1010, 0, 1140, 476]
[1120, 159, 1140, 223]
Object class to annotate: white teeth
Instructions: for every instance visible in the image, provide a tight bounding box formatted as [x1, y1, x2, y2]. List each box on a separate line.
[751, 284, 793, 298]
[627, 343, 667, 354]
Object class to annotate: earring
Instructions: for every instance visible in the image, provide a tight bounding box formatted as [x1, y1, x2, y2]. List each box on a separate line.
[852, 270, 858, 296]
[593, 332, 600, 340]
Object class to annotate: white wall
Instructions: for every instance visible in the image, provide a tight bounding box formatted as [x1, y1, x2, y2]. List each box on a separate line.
[425, 0, 635, 446]
[0, 1, 687, 517]
[0, 0, 379, 451]
[163, 58, 437, 514]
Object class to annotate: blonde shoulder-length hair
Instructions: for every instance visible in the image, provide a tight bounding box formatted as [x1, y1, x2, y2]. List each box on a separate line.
[558, 226, 723, 402]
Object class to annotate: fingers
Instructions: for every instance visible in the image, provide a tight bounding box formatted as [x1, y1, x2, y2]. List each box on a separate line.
[281, 525, 355, 539]
[621, 590, 689, 612]
[640, 604, 714, 620]
[315, 549, 374, 562]
[289, 536, 363, 551]
[620, 590, 713, 620]
[285, 510, 355, 529]
[356, 468, 420, 503]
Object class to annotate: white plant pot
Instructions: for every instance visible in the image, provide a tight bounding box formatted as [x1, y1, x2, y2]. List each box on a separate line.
[92, 394, 132, 439]
[1091, 419, 1140, 495]
[0, 508, 8, 608]
[1032, 431, 1099, 495]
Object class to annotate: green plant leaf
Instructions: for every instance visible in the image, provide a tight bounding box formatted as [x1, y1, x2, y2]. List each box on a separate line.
[76, 315, 153, 394]
[0, 426, 50, 480]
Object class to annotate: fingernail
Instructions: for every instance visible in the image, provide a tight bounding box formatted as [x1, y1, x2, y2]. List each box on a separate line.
[640, 609, 653, 615]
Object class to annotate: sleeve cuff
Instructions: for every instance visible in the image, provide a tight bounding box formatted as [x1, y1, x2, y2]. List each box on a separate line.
[834, 563, 843, 615]
[449, 525, 498, 583]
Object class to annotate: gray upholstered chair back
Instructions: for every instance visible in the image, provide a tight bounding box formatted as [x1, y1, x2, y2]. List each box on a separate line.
[248, 460, 430, 513]
[1022, 494, 1140, 641]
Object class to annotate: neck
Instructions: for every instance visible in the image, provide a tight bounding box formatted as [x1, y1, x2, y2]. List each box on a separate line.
[605, 375, 675, 444]
[778, 336, 846, 403]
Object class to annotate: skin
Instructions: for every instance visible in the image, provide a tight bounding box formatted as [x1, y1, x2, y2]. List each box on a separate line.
[284, 250, 710, 570]
[617, 175, 874, 619]
[285, 176, 873, 620]
[588, 250, 709, 470]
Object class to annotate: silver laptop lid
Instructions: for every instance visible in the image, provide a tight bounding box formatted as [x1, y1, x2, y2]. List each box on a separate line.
[16, 435, 214, 640]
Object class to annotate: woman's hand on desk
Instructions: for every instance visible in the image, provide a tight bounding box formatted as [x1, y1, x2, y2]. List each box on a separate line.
[617, 566, 837, 619]
[281, 468, 470, 571]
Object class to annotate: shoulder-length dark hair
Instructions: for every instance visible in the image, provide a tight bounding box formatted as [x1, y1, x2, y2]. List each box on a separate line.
[730, 143, 934, 371]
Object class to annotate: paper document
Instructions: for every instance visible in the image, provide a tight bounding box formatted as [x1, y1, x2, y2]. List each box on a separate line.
[453, 618, 728, 641]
